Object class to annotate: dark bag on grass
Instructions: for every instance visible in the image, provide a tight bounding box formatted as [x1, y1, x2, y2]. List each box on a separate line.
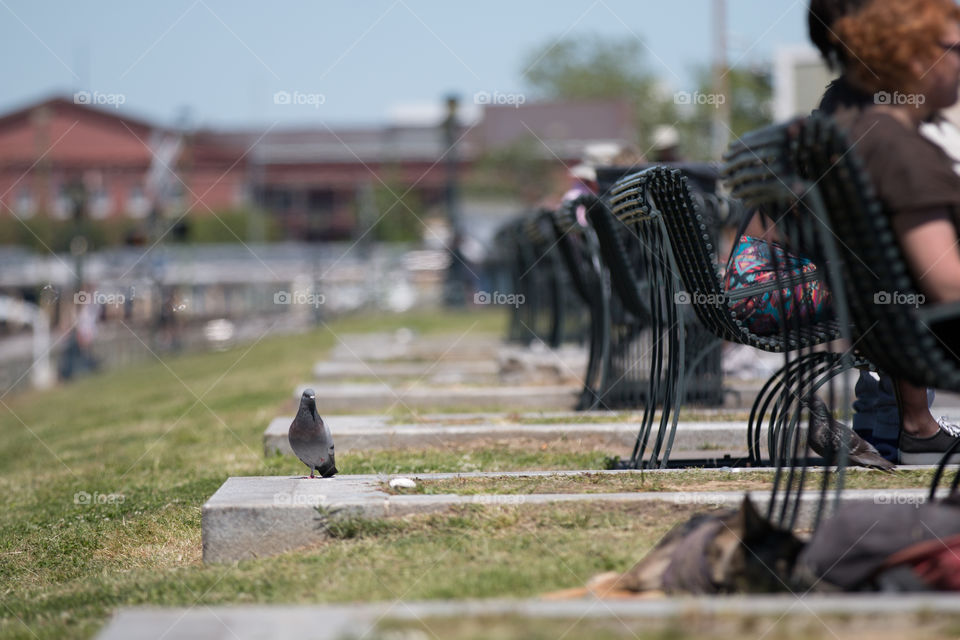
[797, 460, 960, 591]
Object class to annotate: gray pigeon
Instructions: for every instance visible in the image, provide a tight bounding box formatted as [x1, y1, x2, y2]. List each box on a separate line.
[804, 396, 895, 471]
[289, 388, 337, 478]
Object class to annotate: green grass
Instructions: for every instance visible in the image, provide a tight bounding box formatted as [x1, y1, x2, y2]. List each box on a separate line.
[0, 309, 545, 639]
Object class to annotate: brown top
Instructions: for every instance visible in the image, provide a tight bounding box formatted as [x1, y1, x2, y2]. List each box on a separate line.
[832, 108, 960, 214]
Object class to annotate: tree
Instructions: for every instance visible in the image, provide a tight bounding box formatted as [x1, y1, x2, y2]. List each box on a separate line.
[463, 137, 559, 204]
[679, 65, 773, 159]
[368, 174, 424, 243]
[521, 34, 679, 151]
[521, 34, 774, 161]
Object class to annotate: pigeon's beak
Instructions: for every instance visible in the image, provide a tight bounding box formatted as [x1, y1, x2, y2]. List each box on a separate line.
[308, 394, 316, 400]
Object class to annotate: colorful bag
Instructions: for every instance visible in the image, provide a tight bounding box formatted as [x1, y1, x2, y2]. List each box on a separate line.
[722, 235, 833, 335]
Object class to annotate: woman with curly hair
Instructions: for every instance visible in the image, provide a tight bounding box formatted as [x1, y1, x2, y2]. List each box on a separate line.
[826, 0, 960, 462]
[723, 0, 960, 463]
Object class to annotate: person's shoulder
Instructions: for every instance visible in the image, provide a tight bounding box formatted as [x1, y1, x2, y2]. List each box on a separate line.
[838, 109, 960, 212]
[841, 109, 941, 160]
[847, 109, 913, 141]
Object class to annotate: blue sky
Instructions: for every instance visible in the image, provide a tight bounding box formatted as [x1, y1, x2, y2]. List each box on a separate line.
[0, 0, 811, 129]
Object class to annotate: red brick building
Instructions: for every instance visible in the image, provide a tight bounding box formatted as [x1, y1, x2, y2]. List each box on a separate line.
[0, 96, 637, 240]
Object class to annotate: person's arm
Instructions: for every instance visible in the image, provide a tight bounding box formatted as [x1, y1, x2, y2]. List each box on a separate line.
[891, 206, 960, 303]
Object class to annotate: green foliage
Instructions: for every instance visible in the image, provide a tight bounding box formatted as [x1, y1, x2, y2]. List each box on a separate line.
[0, 216, 134, 252]
[464, 138, 559, 203]
[679, 65, 774, 159]
[521, 34, 679, 150]
[182, 208, 281, 243]
[368, 173, 426, 243]
[523, 35, 660, 105]
[521, 33, 774, 161]
[0, 208, 281, 250]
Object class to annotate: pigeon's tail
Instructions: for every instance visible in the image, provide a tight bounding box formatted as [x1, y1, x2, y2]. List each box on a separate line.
[853, 451, 896, 473]
[805, 394, 897, 472]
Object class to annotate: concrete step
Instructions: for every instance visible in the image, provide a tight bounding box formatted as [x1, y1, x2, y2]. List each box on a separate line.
[312, 359, 500, 384]
[293, 382, 582, 412]
[97, 596, 960, 639]
[201, 470, 938, 563]
[327, 332, 504, 364]
[264, 414, 761, 456]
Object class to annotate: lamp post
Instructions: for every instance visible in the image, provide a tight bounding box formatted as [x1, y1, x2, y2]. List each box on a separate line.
[443, 94, 462, 237]
[712, 0, 731, 159]
[442, 94, 467, 306]
[60, 176, 89, 379]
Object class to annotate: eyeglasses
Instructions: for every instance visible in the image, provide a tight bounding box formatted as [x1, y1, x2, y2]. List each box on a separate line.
[939, 41, 960, 55]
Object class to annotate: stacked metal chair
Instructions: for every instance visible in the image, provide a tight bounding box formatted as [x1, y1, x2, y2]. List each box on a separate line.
[559, 167, 723, 468]
[547, 195, 612, 409]
[499, 211, 588, 347]
[589, 172, 696, 468]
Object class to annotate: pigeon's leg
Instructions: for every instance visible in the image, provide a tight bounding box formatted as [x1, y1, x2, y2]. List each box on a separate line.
[306, 463, 314, 479]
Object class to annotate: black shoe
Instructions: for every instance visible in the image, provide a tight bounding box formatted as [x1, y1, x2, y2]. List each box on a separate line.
[899, 427, 960, 465]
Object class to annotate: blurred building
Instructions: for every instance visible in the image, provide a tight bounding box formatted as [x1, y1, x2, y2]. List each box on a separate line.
[0, 95, 636, 240]
[772, 46, 835, 119]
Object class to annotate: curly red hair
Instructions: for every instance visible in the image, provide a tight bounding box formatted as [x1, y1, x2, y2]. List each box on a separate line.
[833, 0, 960, 93]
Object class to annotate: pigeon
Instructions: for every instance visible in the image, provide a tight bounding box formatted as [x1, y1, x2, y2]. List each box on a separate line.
[288, 388, 337, 478]
[804, 395, 895, 471]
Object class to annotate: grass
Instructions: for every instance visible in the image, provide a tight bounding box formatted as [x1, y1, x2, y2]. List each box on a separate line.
[2, 308, 595, 639]
[382, 468, 946, 496]
[386, 409, 756, 425]
[0, 497, 701, 639]
[0, 307, 942, 639]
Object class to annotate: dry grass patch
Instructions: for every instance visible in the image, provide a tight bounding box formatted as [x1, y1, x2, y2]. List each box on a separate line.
[386, 468, 943, 496]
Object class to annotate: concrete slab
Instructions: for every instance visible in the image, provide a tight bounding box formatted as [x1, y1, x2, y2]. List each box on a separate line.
[328, 332, 502, 364]
[202, 470, 938, 563]
[97, 595, 960, 640]
[263, 415, 761, 456]
[312, 359, 499, 383]
[294, 382, 581, 412]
